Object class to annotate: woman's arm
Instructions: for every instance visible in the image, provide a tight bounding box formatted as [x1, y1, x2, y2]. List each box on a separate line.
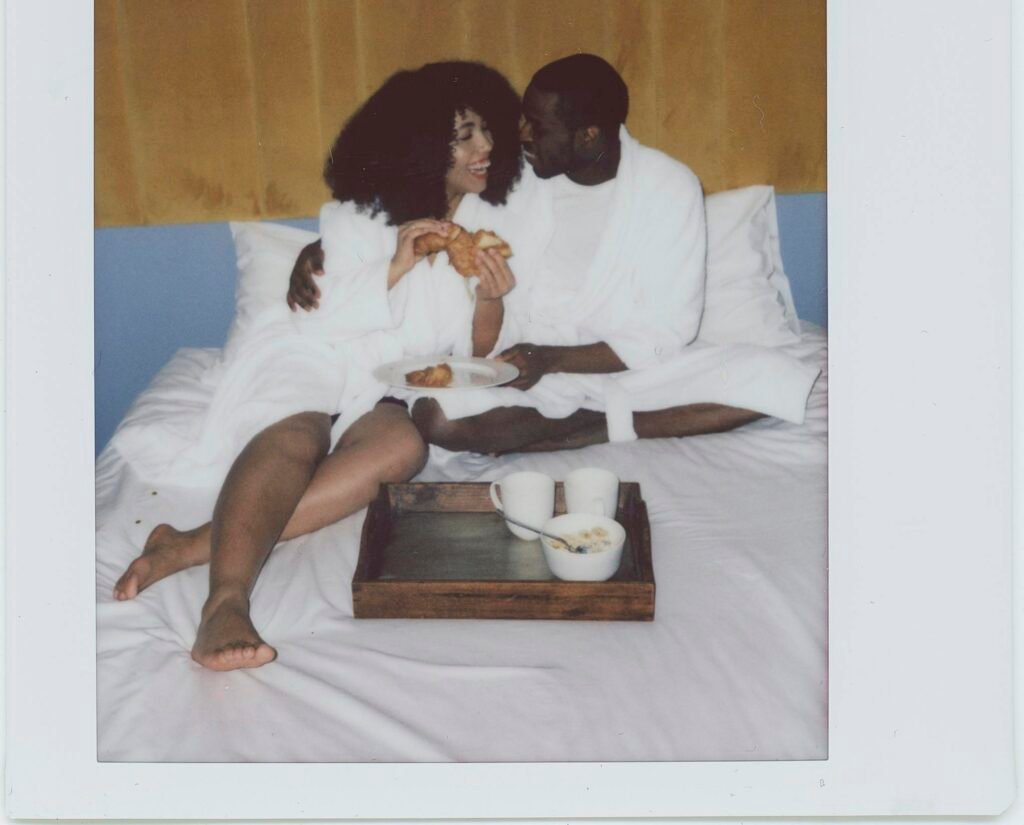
[471, 298, 504, 357]
[288, 218, 452, 311]
[470, 248, 516, 356]
[388, 219, 453, 288]
[314, 204, 457, 337]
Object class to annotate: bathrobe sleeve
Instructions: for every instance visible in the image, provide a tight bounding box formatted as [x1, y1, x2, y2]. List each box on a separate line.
[600, 161, 707, 370]
[313, 201, 400, 338]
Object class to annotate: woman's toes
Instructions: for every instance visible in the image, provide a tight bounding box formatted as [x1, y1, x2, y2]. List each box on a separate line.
[254, 644, 276, 666]
[113, 571, 136, 600]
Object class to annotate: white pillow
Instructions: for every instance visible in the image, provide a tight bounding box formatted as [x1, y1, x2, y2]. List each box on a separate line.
[227, 191, 804, 354]
[699, 185, 802, 346]
[225, 221, 319, 357]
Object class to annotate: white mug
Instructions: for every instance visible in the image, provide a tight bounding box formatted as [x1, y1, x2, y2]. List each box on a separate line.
[489, 471, 555, 540]
[564, 467, 619, 518]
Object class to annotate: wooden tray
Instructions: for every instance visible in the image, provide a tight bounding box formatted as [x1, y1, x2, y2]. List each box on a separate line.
[353, 482, 654, 621]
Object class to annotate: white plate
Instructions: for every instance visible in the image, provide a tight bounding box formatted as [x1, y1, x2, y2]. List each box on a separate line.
[373, 356, 519, 391]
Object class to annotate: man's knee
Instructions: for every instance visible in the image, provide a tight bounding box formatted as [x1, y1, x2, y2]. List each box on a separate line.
[410, 398, 469, 450]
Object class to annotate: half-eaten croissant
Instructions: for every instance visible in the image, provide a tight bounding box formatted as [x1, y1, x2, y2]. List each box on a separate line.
[413, 224, 512, 278]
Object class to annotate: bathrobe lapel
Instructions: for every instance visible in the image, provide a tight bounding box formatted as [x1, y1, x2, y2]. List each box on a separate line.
[569, 125, 638, 324]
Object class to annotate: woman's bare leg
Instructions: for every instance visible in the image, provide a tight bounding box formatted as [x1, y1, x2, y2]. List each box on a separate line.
[274, 401, 427, 536]
[113, 403, 426, 601]
[191, 411, 332, 671]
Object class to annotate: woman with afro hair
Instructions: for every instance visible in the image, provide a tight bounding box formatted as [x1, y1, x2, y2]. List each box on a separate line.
[113, 61, 524, 672]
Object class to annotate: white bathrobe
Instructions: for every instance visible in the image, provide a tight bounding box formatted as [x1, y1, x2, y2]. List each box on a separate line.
[112, 199, 477, 488]
[432, 127, 821, 442]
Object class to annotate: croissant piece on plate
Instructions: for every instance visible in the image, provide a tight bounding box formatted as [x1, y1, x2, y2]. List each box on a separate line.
[413, 223, 512, 277]
[405, 362, 454, 388]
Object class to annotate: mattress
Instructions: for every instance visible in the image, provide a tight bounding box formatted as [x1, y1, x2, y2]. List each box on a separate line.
[95, 326, 828, 763]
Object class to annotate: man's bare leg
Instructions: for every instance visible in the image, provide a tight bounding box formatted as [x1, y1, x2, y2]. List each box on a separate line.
[411, 397, 763, 455]
[114, 403, 426, 601]
[507, 403, 764, 452]
[410, 399, 603, 455]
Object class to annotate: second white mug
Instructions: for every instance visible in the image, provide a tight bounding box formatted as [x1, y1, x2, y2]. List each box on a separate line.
[489, 471, 555, 540]
[564, 467, 619, 518]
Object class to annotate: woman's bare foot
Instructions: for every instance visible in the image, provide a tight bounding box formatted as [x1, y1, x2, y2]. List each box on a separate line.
[113, 523, 211, 600]
[191, 591, 277, 671]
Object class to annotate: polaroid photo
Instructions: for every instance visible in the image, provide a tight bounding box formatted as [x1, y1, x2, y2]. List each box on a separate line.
[4, 0, 1016, 820]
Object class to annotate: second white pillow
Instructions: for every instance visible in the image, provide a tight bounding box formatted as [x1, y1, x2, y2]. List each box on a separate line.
[226, 220, 319, 357]
[699, 185, 802, 347]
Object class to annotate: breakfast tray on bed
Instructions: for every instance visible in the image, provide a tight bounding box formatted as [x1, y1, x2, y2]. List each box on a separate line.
[352, 482, 654, 621]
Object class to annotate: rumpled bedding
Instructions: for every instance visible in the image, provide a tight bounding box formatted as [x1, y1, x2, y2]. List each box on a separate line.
[95, 326, 828, 763]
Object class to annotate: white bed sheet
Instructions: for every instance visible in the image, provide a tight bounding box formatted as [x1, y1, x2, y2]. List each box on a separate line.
[95, 326, 828, 763]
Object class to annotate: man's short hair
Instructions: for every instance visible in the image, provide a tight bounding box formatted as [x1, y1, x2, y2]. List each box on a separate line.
[530, 53, 629, 133]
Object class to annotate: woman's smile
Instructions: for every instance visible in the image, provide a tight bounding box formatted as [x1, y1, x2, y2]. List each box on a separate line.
[467, 159, 491, 180]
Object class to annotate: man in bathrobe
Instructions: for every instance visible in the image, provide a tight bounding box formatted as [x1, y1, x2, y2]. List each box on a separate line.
[291, 54, 819, 454]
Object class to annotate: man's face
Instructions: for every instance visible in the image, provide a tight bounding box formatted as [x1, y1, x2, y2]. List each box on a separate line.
[519, 85, 576, 179]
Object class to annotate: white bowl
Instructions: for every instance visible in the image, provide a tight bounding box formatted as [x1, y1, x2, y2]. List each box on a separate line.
[540, 513, 626, 582]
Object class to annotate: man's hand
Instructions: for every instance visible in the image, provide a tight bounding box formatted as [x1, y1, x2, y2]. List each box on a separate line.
[496, 343, 553, 390]
[497, 341, 627, 390]
[287, 239, 325, 311]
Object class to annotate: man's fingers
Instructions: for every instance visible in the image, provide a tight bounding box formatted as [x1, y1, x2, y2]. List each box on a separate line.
[289, 279, 319, 311]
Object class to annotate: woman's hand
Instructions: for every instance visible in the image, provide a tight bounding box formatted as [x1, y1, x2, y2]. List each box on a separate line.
[389, 219, 452, 287]
[474, 248, 516, 302]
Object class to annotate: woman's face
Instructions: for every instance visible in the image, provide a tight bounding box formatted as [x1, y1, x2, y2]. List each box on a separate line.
[445, 109, 494, 199]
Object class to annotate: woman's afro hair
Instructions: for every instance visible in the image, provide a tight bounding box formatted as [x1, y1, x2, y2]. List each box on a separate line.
[324, 61, 523, 225]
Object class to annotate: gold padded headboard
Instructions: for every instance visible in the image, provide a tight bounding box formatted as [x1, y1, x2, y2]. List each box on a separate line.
[96, 0, 826, 227]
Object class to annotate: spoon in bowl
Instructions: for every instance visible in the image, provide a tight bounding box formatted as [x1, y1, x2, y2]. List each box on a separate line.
[494, 508, 587, 553]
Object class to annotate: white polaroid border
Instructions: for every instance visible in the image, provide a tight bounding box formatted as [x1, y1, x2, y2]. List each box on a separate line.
[4, 0, 1018, 820]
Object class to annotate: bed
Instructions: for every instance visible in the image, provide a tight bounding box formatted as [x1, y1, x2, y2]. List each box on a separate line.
[94, 185, 828, 763]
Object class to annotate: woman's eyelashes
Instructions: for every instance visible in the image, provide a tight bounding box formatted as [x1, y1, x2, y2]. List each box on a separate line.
[456, 123, 491, 143]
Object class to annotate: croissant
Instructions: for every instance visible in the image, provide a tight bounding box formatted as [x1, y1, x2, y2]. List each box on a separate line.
[413, 223, 512, 278]
[405, 362, 454, 388]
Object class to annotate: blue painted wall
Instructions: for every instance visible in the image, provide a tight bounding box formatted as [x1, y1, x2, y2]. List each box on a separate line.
[94, 195, 826, 454]
[775, 193, 828, 332]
